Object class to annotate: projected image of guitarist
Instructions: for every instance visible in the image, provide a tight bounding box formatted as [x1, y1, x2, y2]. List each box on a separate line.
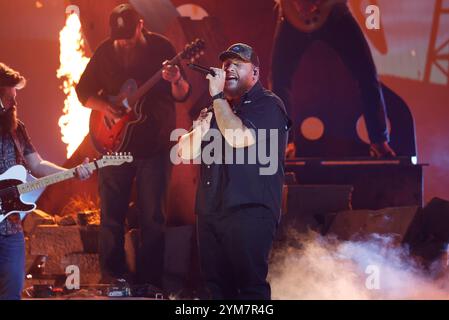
[271, 0, 396, 158]
[76, 3, 191, 288]
[0, 62, 93, 300]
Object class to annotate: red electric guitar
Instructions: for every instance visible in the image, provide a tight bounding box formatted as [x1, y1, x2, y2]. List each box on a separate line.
[89, 38, 205, 154]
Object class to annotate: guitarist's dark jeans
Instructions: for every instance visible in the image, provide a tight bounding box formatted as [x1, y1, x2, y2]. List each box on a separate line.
[270, 4, 389, 147]
[98, 152, 172, 288]
[0, 232, 25, 300]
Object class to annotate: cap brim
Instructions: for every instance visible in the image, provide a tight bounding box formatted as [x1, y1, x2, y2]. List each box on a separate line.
[111, 29, 135, 40]
[219, 51, 250, 63]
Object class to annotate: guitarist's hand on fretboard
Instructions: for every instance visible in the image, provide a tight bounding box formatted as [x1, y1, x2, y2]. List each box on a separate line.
[162, 60, 182, 83]
[74, 157, 94, 181]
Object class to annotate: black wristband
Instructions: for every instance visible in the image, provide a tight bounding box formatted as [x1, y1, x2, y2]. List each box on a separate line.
[212, 92, 225, 101]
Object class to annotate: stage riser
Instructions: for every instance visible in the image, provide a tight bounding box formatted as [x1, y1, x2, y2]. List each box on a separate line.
[286, 163, 423, 210]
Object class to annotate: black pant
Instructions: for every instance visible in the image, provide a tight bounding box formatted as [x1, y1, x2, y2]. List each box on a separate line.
[196, 206, 277, 300]
[270, 4, 389, 145]
[98, 152, 172, 287]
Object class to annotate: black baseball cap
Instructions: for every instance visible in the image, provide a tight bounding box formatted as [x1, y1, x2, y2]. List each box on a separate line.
[109, 4, 141, 40]
[219, 43, 260, 67]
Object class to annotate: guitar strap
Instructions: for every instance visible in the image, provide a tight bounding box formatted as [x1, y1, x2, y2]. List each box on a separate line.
[4, 128, 26, 223]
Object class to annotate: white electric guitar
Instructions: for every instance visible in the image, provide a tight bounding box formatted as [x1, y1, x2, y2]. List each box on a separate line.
[0, 153, 133, 223]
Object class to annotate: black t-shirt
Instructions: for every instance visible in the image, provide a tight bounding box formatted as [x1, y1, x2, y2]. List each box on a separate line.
[195, 82, 291, 219]
[76, 31, 184, 158]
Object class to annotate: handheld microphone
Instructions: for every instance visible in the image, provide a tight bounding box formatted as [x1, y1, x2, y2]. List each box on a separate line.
[187, 63, 216, 77]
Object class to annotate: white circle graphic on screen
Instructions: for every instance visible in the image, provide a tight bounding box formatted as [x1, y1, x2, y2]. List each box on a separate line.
[177, 4, 209, 20]
[356, 115, 391, 144]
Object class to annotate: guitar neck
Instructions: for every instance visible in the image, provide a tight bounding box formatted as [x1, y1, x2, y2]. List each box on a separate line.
[129, 54, 181, 106]
[17, 162, 100, 195]
[131, 70, 163, 105]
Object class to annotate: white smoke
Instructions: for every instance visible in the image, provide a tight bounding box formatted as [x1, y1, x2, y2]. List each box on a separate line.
[269, 231, 449, 299]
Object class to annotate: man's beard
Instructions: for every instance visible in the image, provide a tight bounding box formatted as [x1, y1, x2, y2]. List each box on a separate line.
[224, 79, 251, 100]
[0, 107, 18, 134]
[115, 37, 144, 65]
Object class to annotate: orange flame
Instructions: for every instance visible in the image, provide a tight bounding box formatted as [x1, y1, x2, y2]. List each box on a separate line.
[57, 13, 90, 158]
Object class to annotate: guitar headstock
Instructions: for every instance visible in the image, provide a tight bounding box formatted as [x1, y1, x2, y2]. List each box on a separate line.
[100, 152, 134, 167]
[180, 38, 206, 63]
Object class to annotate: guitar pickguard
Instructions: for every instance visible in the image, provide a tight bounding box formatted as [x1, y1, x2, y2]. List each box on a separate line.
[0, 179, 35, 222]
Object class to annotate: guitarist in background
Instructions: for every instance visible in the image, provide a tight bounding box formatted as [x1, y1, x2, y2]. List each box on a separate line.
[271, 0, 396, 158]
[76, 4, 191, 288]
[0, 62, 92, 300]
